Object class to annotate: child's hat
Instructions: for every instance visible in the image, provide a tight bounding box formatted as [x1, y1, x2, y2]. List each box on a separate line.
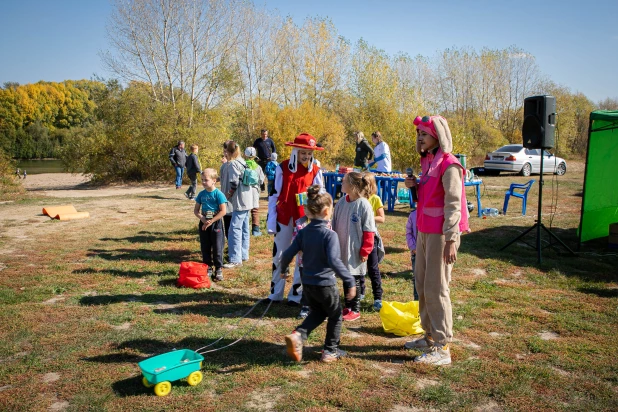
[244, 147, 257, 157]
[271, 152, 278, 161]
[285, 133, 324, 151]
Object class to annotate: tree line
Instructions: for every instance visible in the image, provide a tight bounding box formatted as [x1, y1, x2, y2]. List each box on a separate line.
[1, 0, 617, 182]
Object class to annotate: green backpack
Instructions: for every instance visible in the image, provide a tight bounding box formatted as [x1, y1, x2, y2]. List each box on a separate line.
[242, 161, 260, 186]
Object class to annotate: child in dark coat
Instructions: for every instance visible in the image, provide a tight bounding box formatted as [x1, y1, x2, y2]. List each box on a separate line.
[283, 185, 356, 363]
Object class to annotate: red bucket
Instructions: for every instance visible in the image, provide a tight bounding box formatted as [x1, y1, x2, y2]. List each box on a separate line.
[177, 262, 211, 289]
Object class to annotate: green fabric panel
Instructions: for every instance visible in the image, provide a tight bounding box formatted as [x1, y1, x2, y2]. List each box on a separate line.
[580, 118, 618, 242]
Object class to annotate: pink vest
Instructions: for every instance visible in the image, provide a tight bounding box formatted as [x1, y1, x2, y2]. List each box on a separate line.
[417, 148, 469, 234]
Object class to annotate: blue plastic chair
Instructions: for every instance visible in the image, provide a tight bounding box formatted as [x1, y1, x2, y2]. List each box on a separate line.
[503, 180, 535, 215]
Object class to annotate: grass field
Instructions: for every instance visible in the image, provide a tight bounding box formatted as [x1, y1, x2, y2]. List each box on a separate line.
[0, 162, 617, 411]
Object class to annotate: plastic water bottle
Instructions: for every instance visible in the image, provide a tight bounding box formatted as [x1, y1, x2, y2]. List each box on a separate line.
[482, 207, 499, 217]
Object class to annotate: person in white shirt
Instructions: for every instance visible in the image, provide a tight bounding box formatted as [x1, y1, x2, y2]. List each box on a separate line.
[369, 131, 392, 172]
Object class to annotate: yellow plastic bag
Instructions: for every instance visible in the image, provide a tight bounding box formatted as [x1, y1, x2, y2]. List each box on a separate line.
[379, 301, 424, 336]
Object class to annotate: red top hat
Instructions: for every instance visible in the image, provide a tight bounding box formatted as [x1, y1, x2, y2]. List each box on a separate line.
[285, 133, 324, 150]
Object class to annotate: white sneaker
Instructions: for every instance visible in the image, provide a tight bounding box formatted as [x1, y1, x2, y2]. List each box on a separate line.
[413, 344, 451, 366]
[222, 262, 242, 269]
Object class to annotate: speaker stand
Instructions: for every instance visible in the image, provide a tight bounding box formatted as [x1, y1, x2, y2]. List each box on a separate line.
[500, 151, 575, 263]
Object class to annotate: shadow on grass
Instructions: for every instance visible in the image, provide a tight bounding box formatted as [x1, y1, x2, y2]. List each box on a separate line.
[74, 268, 176, 278]
[383, 270, 413, 281]
[462, 225, 618, 283]
[86, 247, 195, 263]
[577, 286, 618, 298]
[100, 229, 196, 244]
[137, 194, 186, 201]
[78, 290, 300, 319]
[384, 246, 408, 254]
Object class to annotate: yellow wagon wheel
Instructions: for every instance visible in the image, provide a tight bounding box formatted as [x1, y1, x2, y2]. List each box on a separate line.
[187, 371, 203, 386]
[154, 381, 172, 396]
[142, 377, 154, 388]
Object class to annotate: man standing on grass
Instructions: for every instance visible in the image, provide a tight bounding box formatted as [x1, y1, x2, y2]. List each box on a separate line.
[169, 141, 187, 189]
[253, 129, 276, 192]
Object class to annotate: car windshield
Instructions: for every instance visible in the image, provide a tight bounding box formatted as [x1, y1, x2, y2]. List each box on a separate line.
[496, 145, 522, 152]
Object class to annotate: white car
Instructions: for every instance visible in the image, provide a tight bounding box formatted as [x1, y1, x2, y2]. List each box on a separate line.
[483, 144, 567, 176]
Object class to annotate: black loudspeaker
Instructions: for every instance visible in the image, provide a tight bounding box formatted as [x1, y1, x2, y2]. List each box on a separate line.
[522, 95, 556, 149]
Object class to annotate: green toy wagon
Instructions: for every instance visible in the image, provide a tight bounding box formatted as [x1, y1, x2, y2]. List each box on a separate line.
[138, 349, 204, 396]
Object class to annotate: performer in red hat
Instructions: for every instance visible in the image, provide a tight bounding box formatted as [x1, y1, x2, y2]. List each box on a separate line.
[266, 133, 325, 317]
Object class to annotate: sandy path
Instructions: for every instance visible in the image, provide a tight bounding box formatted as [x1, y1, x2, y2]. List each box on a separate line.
[21, 173, 170, 197]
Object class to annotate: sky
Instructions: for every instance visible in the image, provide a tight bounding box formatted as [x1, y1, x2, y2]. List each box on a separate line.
[1, 0, 616, 103]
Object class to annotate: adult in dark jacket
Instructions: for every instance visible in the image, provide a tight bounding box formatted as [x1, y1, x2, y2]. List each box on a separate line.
[353, 131, 374, 169]
[169, 141, 187, 189]
[185, 144, 202, 199]
[253, 129, 276, 191]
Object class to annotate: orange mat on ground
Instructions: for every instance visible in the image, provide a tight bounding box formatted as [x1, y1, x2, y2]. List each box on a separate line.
[42, 205, 90, 220]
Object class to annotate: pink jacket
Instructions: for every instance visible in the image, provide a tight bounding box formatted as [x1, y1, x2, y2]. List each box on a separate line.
[417, 148, 469, 237]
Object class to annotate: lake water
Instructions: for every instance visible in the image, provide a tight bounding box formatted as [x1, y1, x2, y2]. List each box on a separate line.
[16, 159, 66, 174]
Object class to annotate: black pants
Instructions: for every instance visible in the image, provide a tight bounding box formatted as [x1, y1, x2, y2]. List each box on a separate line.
[223, 214, 232, 260]
[185, 173, 198, 198]
[296, 284, 342, 353]
[360, 238, 383, 300]
[344, 275, 362, 312]
[199, 220, 224, 269]
[412, 254, 418, 301]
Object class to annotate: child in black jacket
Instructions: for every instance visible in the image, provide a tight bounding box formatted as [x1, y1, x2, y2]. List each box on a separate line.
[282, 185, 356, 363]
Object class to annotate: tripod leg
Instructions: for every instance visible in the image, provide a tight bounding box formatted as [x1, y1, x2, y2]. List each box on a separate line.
[540, 224, 576, 256]
[500, 223, 538, 251]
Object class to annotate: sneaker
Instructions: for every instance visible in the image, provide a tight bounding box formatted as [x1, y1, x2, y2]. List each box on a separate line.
[284, 331, 303, 362]
[214, 268, 223, 282]
[297, 306, 310, 319]
[372, 300, 382, 311]
[413, 344, 451, 366]
[252, 226, 262, 237]
[222, 262, 242, 269]
[321, 348, 347, 363]
[342, 310, 360, 321]
[207, 267, 214, 278]
[286, 300, 300, 307]
[184, 192, 190, 199]
[404, 335, 434, 350]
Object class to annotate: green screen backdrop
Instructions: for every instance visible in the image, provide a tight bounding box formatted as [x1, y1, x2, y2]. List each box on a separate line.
[578, 110, 618, 244]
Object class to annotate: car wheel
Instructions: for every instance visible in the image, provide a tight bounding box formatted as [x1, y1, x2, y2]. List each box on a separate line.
[555, 163, 566, 176]
[520, 163, 532, 176]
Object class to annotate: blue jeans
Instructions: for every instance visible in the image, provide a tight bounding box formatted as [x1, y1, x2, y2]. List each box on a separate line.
[174, 166, 184, 188]
[228, 210, 250, 263]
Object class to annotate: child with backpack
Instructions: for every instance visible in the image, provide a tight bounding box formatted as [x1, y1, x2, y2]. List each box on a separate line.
[222, 141, 253, 268]
[244, 147, 265, 236]
[265, 152, 279, 195]
[283, 185, 356, 363]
